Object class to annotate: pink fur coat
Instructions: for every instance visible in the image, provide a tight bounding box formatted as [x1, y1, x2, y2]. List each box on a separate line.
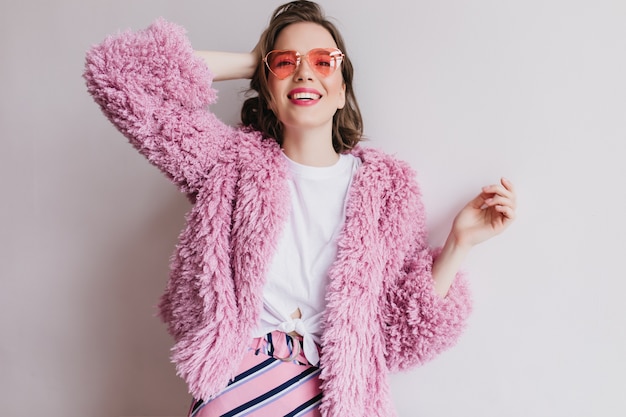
[84, 19, 472, 417]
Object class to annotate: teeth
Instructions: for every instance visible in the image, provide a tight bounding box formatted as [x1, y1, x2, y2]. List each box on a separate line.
[291, 92, 321, 100]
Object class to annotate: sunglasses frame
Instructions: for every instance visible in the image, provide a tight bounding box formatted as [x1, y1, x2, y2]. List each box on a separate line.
[263, 48, 345, 80]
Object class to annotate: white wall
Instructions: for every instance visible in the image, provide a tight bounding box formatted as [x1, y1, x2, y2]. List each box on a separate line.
[1, 1, 625, 416]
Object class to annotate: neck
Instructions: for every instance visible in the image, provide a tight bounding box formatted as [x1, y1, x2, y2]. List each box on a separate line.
[281, 125, 339, 167]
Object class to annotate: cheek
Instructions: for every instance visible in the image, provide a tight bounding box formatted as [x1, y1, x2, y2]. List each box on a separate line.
[267, 80, 280, 112]
[327, 79, 346, 109]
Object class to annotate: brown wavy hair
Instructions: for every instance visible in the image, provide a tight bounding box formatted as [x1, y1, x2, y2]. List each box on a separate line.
[241, 0, 363, 153]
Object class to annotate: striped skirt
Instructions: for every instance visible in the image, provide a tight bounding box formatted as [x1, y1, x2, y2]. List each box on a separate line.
[188, 331, 322, 417]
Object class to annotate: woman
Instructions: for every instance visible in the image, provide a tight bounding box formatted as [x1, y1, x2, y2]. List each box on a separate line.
[84, 1, 516, 416]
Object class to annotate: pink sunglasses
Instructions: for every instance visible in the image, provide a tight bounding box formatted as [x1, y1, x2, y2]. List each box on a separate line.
[264, 48, 344, 79]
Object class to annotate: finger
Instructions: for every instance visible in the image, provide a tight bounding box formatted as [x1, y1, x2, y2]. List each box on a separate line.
[494, 204, 516, 221]
[467, 192, 489, 209]
[482, 181, 515, 202]
[484, 195, 517, 210]
[500, 177, 515, 192]
[482, 183, 510, 196]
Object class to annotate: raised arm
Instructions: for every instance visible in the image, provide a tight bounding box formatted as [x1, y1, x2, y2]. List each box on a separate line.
[383, 175, 516, 371]
[194, 50, 257, 81]
[84, 19, 250, 194]
[379, 162, 473, 372]
[432, 177, 517, 296]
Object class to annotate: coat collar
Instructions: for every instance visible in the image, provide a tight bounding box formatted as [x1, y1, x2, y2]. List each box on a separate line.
[231, 140, 398, 337]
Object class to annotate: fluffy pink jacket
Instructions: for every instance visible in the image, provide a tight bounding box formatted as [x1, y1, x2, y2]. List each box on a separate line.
[84, 19, 472, 417]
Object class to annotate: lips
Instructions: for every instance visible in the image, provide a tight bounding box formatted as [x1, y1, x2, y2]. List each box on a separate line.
[288, 88, 322, 101]
[291, 92, 321, 100]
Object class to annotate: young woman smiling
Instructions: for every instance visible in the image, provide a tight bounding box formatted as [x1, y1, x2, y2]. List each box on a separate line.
[84, 1, 517, 416]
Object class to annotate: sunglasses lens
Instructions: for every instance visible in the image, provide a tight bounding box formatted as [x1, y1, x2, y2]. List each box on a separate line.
[308, 49, 342, 77]
[266, 51, 298, 79]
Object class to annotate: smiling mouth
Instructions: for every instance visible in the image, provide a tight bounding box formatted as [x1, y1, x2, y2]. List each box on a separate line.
[288, 92, 322, 100]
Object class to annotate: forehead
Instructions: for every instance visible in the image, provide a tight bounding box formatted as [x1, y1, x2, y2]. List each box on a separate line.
[273, 22, 338, 52]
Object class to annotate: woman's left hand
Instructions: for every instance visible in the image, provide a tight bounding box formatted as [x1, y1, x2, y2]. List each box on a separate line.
[431, 178, 517, 297]
[451, 177, 517, 249]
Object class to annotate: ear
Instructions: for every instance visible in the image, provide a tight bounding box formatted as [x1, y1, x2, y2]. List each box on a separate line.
[337, 83, 346, 110]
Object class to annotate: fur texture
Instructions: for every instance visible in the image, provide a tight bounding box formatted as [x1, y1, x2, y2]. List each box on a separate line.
[84, 19, 472, 417]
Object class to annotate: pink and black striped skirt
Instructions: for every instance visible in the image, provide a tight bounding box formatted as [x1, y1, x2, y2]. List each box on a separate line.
[188, 331, 322, 417]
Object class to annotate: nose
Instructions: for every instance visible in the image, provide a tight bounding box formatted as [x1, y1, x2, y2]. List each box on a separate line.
[293, 57, 314, 81]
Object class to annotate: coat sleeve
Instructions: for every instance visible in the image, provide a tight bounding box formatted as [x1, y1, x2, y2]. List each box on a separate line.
[381, 162, 473, 372]
[83, 18, 236, 195]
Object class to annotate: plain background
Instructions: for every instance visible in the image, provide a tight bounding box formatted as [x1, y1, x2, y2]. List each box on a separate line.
[1, 0, 625, 416]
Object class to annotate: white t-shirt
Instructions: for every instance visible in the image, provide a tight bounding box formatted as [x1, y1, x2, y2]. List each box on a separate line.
[253, 152, 362, 365]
